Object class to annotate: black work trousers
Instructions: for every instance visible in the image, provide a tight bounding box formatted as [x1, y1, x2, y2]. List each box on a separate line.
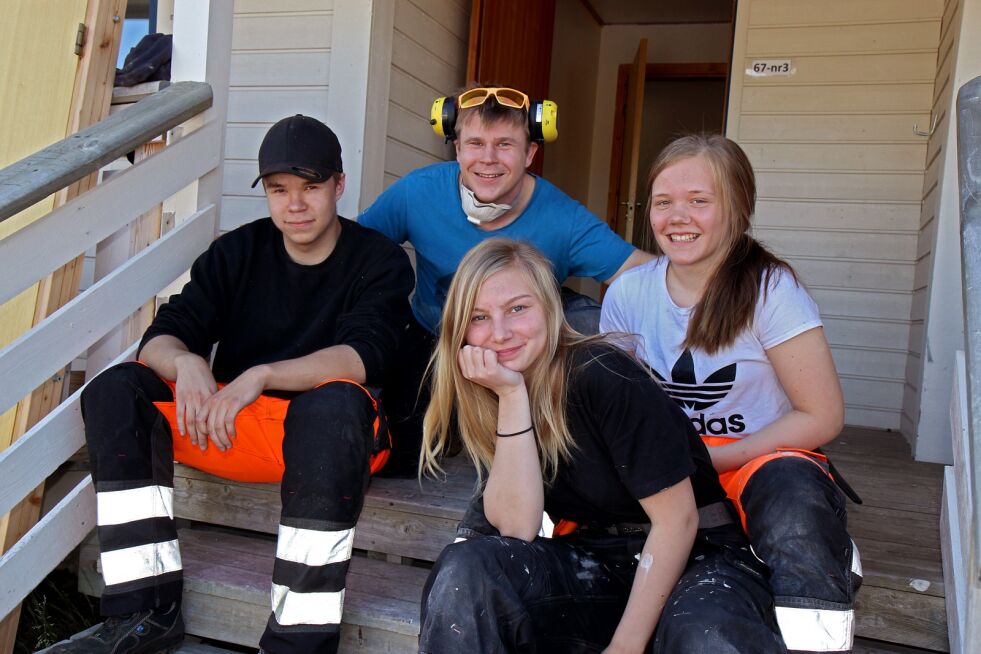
[81, 362, 379, 654]
[741, 456, 862, 653]
[418, 524, 787, 653]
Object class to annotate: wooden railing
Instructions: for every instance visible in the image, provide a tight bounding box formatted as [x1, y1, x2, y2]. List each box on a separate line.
[0, 0, 231, 623]
[950, 73, 981, 652]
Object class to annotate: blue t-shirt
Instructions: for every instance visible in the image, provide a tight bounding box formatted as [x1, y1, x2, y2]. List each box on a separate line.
[358, 161, 634, 333]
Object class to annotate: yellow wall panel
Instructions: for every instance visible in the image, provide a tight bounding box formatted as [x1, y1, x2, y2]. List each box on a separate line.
[0, 0, 88, 432]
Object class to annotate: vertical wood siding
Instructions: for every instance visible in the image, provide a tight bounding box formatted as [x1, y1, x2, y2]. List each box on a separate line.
[383, 0, 469, 189]
[727, 0, 944, 430]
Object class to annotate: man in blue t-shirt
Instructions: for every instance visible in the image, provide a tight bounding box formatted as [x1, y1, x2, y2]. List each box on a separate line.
[359, 85, 651, 474]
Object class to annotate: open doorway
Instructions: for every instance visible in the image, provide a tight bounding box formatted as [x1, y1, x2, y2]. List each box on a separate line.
[609, 61, 729, 250]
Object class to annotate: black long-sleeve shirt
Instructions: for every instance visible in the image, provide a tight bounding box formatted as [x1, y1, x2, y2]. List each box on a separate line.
[139, 217, 414, 387]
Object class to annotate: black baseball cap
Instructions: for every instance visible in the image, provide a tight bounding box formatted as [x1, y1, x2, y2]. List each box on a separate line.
[251, 114, 343, 187]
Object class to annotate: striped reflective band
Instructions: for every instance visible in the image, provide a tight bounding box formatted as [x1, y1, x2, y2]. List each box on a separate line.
[775, 606, 854, 652]
[276, 525, 354, 567]
[97, 485, 174, 526]
[271, 584, 344, 626]
[851, 539, 863, 577]
[101, 539, 182, 586]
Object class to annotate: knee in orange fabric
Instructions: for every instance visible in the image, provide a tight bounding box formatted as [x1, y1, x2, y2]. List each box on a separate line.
[700, 435, 831, 533]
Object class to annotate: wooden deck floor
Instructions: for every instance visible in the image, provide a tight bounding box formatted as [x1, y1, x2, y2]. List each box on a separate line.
[825, 426, 948, 652]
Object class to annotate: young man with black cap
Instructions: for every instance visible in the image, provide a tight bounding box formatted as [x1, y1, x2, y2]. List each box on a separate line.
[54, 115, 414, 654]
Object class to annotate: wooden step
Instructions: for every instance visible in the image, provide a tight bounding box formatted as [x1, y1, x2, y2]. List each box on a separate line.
[79, 528, 428, 652]
[825, 428, 949, 652]
[172, 456, 476, 563]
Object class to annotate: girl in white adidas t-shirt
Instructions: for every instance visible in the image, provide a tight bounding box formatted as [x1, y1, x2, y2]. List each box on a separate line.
[601, 134, 861, 654]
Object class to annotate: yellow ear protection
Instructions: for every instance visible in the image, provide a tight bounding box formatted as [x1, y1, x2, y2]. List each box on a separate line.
[429, 89, 559, 144]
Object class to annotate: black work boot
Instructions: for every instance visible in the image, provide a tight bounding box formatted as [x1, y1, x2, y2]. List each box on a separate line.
[46, 603, 183, 654]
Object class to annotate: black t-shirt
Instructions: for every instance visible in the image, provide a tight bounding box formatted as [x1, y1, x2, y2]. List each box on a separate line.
[544, 345, 727, 526]
[138, 217, 414, 387]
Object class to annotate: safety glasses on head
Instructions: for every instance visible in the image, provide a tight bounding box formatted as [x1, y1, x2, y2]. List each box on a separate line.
[457, 87, 530, 111]
[430, 88, 558, 144]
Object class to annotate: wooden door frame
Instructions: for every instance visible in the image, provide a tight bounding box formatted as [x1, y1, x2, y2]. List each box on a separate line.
[605, 62, 729, 229]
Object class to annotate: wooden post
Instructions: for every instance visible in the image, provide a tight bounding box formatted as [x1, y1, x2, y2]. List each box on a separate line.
[0, 0, 126, 649]
[86, 138, 165, 375]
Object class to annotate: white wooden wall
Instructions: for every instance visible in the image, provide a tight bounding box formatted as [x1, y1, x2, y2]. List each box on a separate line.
[903, 0, 963, 460]
[903, 0, 981, 465]
[382, 0, 468, 190]
[221, 0, 334, 230]
[726, 0, 944, 431]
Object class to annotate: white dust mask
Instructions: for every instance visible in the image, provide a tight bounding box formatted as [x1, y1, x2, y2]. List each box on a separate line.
[460, 183, 512, 225]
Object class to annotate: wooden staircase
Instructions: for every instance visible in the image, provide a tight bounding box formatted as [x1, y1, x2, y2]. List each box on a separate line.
[78, 457, 477, 652]
[76, 427, 948, 652]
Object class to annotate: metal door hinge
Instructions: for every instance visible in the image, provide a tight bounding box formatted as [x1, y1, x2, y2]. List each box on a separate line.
[75, 23, 86, 56]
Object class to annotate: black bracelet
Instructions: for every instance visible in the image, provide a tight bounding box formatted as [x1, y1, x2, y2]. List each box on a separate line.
[496, 425, 535, 438]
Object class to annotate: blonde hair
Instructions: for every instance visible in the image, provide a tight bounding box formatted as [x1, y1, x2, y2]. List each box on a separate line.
[647, 134, 795, 354]
[419, 238, 597, 483]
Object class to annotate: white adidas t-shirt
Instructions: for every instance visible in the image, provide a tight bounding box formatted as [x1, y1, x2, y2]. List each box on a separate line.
[600, 257, 822, 438]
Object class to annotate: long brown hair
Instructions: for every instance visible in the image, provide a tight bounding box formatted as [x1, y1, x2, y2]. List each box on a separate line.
[420, 239, 601, 483]
[647, 134, 796, 354]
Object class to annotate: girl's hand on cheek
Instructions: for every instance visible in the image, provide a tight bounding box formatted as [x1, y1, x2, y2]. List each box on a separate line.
[458, 345, 525, 396]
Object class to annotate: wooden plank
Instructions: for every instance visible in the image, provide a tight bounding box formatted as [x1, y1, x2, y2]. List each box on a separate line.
[0, 120, 221, 307]
[745, 21, 942, 56]
[747, 0, 943, 27]
[0, 344, 135, 521]
[853, 636, 944, 653]
[231, 12, 332, 51]
[0, 205, 216, 415]
[0, 476, 95, 621]
[223, 123, 269, 160]
[788, 257, 915, 293]
[173, 459, 475, 562]
[755, 228, 917, 261]
[385, 138, 442, 179]
[755, 200, 920, 233]
[226, 88, 328, 124]
[404, 0, 470, 41]
[230, 51, 330, 87]
[831, 347, 907, 381]
[234, 0, 333, 13]
[387, 103, 453, 161]
[219, 196, 268, 231]
[822, 317, 911, 351]
[854, 586, 948, 651]
[739, 53, 937, 86]
[746, 143, 928, 173]
[80, 528, 427, 650]
[739, 114, 932, 144]
[808, 288, 912, 322]
[741, 84, 934, 115]
[394, 0, 468, 66]
[0, 82, 213, 221]
[391, 29, 465, 96]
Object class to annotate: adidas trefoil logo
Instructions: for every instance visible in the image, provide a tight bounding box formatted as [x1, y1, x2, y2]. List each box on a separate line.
[653, 350, 745, 435]
[652, 349, 736, 411]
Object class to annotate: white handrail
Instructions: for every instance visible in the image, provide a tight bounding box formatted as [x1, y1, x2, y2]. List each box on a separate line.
[0, 477, 95, 620]
[0, 204, 216, 416]
[0, 0, 233, 624]
[0, 342, 137, 519]
[0, 120, 221, 307]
